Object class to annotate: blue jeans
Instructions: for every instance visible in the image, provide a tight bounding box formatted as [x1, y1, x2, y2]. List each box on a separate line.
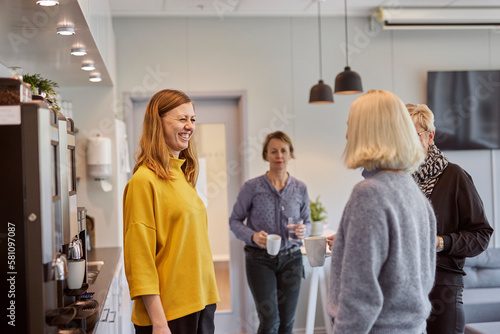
[245, 247, 303, 334]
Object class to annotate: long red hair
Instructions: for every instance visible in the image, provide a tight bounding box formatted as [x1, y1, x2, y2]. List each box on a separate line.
[133, 89, 198, 187]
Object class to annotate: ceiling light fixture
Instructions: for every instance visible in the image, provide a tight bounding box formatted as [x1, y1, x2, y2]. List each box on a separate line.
[309, 0, 333, 104]
[57, 25, 75, 36]
[71, 47, 87, 56]
[81, 61, 96, 71]
[89, 73, 102, 83]
[334, 0, 363, 95]
[36, 0, 59, 6]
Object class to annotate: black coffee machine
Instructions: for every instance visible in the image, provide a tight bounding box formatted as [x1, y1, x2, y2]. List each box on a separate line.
[0, 92, 93, 333]
[0, 100, 61, 333]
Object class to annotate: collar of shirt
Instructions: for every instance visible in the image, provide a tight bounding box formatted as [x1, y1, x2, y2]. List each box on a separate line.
[362, 168, 383, 179]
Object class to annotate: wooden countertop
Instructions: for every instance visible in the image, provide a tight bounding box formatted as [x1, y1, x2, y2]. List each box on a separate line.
[86, 247, 122, 333]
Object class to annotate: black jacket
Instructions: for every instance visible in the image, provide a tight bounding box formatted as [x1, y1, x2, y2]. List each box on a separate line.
[429, 163, 494, 286]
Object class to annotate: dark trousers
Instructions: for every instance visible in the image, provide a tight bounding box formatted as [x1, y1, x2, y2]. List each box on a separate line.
[134, 303, 216, 334]
[427, 285, 465, 334]
[245, 247, 303, 334]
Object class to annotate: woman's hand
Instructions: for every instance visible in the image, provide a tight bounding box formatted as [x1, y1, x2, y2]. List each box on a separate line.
[295, 224, 306, 239]
[252, 230, 268, 248]
[326, 233, 336, 251]
[153, 324, 172, 334]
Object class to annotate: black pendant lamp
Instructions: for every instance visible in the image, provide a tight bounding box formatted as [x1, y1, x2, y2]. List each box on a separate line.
[309, 1, 333, 104]
[334, 0, 363, 95]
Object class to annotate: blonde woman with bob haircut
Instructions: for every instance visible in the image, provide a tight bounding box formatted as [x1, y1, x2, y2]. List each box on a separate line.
[344, 90, 425, 172]
[123, 89, 220, 334]
[327, 90, 437, 334]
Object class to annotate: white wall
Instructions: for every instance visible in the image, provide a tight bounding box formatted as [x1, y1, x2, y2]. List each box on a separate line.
[78, 0, 117, 79]
[60, 86, 121, 248]
[57, 0, 123, 249]
[113, 16, 500, 330]
[113, 15, 499, 238]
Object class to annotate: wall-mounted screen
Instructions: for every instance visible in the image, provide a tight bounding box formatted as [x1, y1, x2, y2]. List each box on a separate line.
[427, 70, 500, 150]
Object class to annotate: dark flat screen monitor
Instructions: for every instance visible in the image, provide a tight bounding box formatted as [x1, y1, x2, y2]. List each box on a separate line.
[427, 70, 500, 150]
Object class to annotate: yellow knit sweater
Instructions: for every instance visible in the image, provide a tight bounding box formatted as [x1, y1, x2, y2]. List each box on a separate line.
[123, 159, 220, 324]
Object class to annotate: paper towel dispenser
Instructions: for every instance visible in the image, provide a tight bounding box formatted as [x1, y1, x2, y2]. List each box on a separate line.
[86, 135, 111, 180]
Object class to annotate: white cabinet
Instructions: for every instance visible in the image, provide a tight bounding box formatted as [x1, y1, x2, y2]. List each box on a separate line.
[94, 259, 133, 334]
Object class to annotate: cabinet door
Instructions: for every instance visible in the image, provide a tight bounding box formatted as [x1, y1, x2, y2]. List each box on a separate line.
[94, 275, 118, 334]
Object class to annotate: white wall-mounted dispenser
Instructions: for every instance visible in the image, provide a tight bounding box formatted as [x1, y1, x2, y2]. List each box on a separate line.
[87, 135, 113, 191]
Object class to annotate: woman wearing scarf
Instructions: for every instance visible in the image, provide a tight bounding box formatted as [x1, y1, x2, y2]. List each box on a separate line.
[407, 104, 494, 334]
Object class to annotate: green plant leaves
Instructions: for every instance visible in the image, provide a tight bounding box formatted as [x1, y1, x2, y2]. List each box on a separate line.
[309, 195, 327, 222]
[23, 73, 60, 111]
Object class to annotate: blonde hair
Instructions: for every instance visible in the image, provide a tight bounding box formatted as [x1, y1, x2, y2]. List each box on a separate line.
[343, 90, 425, 173]
[133, 89, 199, 187]
[262, 131, 295, 161]
[406, 103, 436, 132]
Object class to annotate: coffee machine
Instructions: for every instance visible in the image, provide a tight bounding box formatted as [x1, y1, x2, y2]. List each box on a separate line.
[0, 97, 95, 333]
[0, 101, 60, 333]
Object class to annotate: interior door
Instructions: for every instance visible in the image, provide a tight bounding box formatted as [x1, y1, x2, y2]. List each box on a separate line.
[191, 95, 249, 333]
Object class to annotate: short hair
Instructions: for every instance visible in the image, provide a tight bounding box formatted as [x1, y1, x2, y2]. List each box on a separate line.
[406, 103, 436, 132]
[134, 89, 198, 187]
[262, 131, 295, 161]
[343, 90, 425, 173]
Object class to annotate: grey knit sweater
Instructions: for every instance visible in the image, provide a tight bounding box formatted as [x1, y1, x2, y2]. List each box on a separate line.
[327, 171, 436, 334]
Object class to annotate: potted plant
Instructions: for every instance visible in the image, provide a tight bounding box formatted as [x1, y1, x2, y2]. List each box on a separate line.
[309, 196, 327, 236]
[23, 73, 60, 111]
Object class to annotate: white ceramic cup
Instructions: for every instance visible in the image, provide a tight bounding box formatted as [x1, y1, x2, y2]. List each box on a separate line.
[304, 236, 327, 267]
[67, 259, 86, 289]
[266, 234, 282, 256]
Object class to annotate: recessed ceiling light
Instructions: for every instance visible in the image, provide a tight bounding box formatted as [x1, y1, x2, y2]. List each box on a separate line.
[57, 25, 75, 36]
[81, 61, 96, 71]
[71, 47, 87, 56]
[89, 73, 102, 83]
[36, 0, 59, 6]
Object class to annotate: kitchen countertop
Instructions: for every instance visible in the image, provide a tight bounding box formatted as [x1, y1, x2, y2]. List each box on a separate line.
[86, 247, 122, 333]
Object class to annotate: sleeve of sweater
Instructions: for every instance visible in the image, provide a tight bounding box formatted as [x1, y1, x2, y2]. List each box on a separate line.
[442, 166, 493, 256]
[123, 173, 160, 300]
[229, 182, 256, 245]
[332, 183, 389, 333]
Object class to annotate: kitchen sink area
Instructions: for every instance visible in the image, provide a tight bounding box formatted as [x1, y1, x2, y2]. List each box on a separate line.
[87, 260, 104, 285]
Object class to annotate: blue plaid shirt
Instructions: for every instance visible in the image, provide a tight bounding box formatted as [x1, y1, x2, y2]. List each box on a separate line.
[229, 173, 312, 250]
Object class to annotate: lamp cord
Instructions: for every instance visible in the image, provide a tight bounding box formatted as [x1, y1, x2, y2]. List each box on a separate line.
[344, 0, 349, 67]
[318, 1, 323, 79]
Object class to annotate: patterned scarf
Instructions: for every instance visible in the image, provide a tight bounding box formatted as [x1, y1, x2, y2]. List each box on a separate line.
[412, 144, 449, 198]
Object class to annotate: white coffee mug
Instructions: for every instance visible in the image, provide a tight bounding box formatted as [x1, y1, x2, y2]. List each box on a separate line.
[304, 236, 327, 267]
[266, 234, 282, 256]
[67, 259, 86, 289]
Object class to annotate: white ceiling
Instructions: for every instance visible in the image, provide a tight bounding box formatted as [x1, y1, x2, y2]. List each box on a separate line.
[109, 0, 500, 17]
[0, 0, 112, 87]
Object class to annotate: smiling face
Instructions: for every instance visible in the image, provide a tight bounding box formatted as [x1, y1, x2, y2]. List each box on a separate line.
[161, 102, 196, 158]
[265, 138, 291, 172]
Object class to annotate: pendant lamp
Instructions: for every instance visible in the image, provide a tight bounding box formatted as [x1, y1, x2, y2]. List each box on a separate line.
[309, 0, 333, 104]
[334, 0, 363, 94]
